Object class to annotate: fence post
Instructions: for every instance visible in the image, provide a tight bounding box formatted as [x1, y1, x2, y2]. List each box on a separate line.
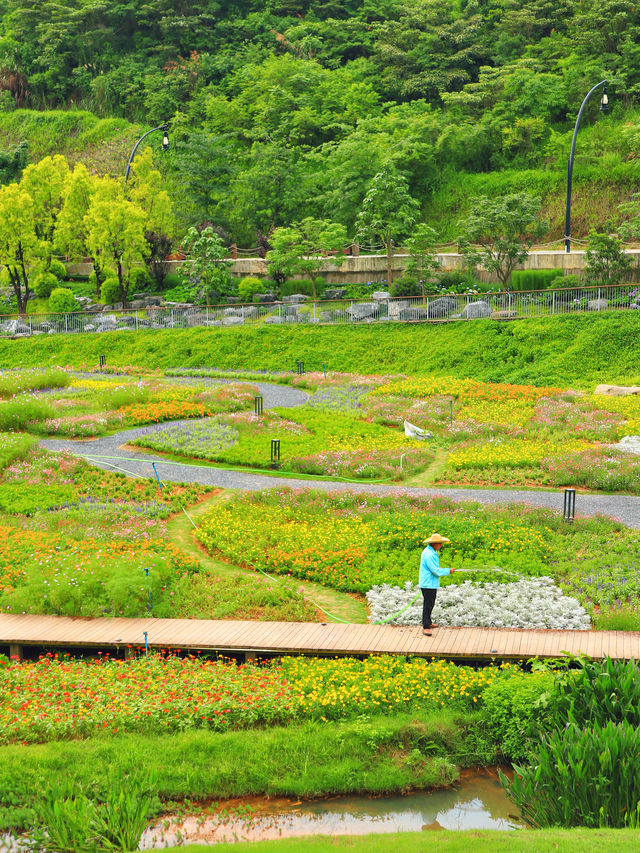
[552, 291, 556, 316]
[508, 292, 512, 315]
[65, 314, 68, 333]
[241, 305, 245, 325]
[598, 287, 601, 310]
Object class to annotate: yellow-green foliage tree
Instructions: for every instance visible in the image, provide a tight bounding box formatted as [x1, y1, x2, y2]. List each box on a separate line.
[85, 185, 147, 308]
[127, 147, 174, 287]
[0, 183, 38, 314]
[20, 155, 70, 268]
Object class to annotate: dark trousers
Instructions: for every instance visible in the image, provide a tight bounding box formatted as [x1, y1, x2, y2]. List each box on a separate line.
[421, 588, 437, 629]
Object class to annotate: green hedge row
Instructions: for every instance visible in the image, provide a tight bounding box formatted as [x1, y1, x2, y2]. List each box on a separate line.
[1, 312, 640, 386]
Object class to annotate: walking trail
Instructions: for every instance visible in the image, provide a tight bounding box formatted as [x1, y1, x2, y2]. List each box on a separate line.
[40, 379, 640, 530]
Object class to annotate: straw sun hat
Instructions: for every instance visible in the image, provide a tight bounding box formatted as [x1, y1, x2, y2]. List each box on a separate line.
[424, 532, 451, 545]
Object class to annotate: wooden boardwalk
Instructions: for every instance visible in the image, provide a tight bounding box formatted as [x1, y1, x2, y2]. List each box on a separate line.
[1, 614, 639, 661]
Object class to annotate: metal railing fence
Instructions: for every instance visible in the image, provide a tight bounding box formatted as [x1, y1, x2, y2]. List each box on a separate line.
[0, 283, 637, 338]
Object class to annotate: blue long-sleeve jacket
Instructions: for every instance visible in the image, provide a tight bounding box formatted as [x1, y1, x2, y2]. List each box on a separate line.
[419, 544, 451, 589]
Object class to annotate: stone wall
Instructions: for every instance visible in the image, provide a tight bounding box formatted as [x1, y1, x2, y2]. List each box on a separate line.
[66, 249, 640, 285]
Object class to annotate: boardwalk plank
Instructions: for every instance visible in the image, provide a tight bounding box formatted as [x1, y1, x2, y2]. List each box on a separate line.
[0, 614, 637, 663]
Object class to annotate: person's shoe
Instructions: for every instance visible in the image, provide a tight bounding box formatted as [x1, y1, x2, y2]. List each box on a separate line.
[429, 623, 439, 629]
[422, 630, 432, 636]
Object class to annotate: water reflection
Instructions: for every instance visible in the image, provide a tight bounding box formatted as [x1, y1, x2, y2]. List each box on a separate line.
[141, 772, 524, 848]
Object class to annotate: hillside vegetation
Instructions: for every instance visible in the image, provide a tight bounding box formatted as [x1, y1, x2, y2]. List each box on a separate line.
[2, 313, 639, 387]
[0, 1, 639, 240]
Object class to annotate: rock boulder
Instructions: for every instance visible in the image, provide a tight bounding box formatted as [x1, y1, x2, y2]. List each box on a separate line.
[462, 300, 492, 319]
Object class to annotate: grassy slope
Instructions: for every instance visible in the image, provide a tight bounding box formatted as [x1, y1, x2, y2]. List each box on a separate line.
[3, 313, 640, 386]
[0, 713, 465, 831]
[0, 109, 142, 176]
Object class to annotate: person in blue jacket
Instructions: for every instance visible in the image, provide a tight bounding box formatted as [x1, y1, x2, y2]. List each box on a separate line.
[419, 532, 454, 636]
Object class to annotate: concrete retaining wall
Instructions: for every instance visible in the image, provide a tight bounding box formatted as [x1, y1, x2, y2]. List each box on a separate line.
[66, 249, 640, 285]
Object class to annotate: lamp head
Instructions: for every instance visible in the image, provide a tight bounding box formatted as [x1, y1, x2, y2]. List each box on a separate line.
[162, 126, 169, 150]
[600, 85, 609, 113]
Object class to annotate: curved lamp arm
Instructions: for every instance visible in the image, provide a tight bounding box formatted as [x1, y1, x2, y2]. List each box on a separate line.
[124, 123, 169, 184]
[565, 80, 607, 253]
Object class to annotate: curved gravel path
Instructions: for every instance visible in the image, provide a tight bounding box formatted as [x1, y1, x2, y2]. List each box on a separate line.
[40, 380, 640, 529]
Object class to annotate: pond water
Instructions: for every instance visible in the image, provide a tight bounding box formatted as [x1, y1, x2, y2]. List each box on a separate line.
[141, 770, 524, 848]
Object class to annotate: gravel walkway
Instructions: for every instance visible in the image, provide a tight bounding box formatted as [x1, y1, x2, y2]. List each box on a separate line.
[39, 379, 640, 529]
[39, 439, 640, 529]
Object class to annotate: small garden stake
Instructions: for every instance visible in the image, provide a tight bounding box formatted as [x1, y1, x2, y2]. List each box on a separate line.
[143, 631, 149, 664]
[144, 567, 153, 611]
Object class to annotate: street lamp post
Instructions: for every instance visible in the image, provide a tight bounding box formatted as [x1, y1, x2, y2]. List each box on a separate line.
[124, 123, 169, 184]
[565, 81, 609, 253]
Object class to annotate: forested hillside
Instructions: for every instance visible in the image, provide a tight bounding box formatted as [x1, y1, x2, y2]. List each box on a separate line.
[0, 0, 639, 244]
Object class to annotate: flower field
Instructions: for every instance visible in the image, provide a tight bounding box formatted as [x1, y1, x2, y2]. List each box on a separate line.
[1, 368, 640, 488]
[0, 448, 208, 618]
[0, 652, 530, 744]
[17, 372, 257, 437]
[195, 487, 640, 627]
[366, 375, 640, 491]
[133, 405, 430, 479]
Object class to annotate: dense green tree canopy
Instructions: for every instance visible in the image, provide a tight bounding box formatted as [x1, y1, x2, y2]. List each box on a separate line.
[0, 0, 637, 244]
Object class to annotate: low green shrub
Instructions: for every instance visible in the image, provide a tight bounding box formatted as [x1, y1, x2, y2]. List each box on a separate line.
[129, 267, 152, 291]
[100, 277, 124, 305]
[48, 259, 67, 281]
[433, 270, 477, 293]
[32, 272, 58, 299]
[237, 276, 265, 302]
[48, 287, 77, 313]
[281, 278, 314, 297]
[390, 275, 420, 297]
[159, 272, 181, 290]
[550, 273, 582, 290]
[511, 269, 562, 291]
[479, 671, 554, 762]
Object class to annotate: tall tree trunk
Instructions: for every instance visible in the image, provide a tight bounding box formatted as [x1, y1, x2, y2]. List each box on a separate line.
[116, 258, 128, 308]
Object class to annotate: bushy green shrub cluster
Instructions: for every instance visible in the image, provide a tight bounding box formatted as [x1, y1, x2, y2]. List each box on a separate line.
[48, 287, 77, 313]
[511, 269, 564, 291]
[128, 267, 152, 292]
[32, 272, 58, 299]
[100, 277, 123, 305]
[237, 276, 265, 302]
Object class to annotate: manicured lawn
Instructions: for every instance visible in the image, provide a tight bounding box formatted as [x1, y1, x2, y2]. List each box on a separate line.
[180, 829, 640, 853]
